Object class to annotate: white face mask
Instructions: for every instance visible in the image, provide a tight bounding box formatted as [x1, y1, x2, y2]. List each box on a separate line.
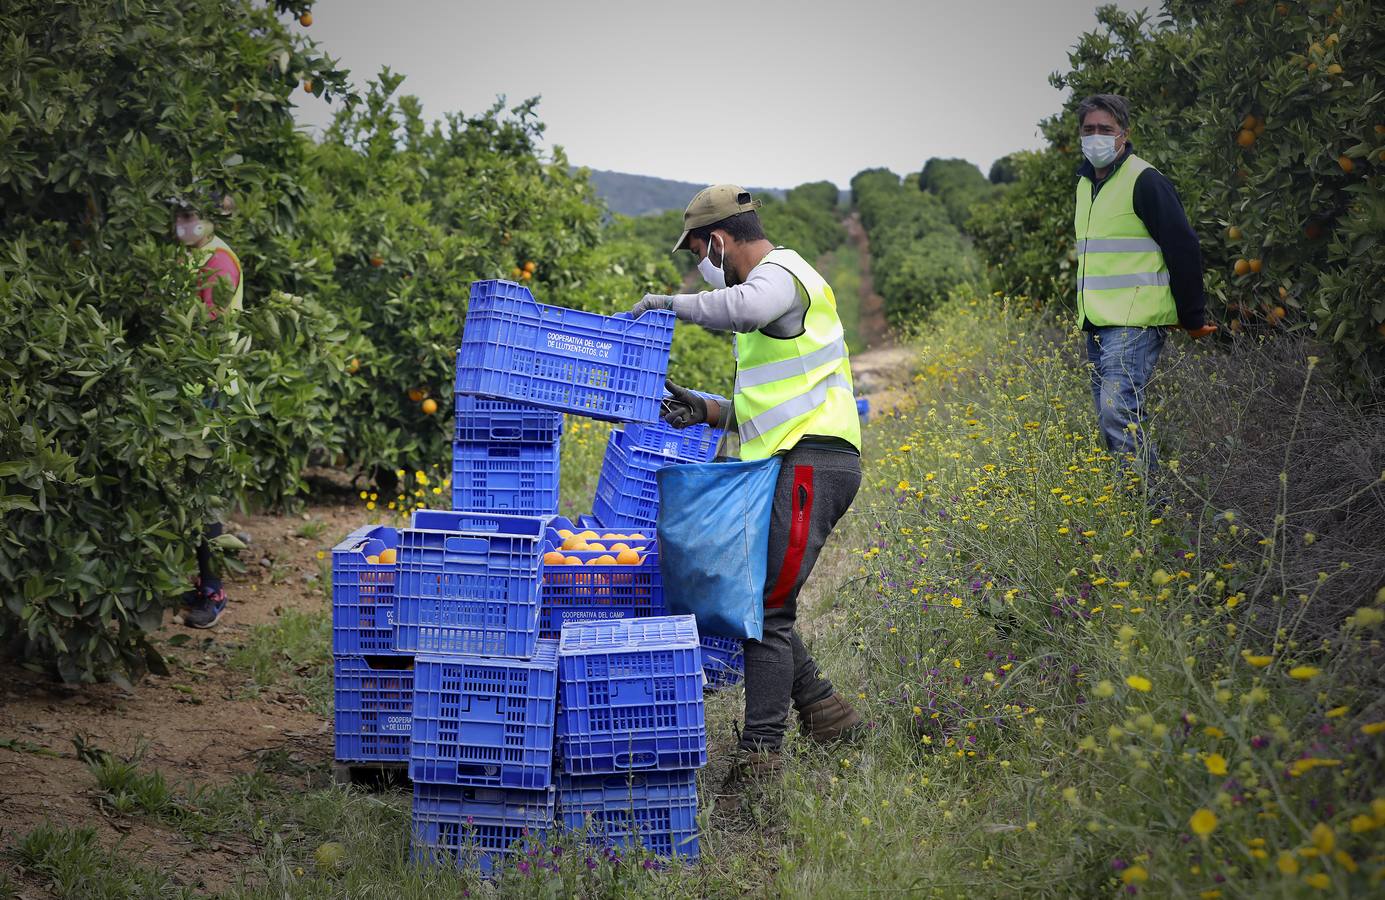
[1081, 133, 1121, 169]
[697, 234, 727, 290]
[175, 220, 208, 245]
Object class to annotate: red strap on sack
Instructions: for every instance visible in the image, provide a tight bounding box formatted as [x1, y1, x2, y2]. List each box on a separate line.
[765, 465, 814, 609]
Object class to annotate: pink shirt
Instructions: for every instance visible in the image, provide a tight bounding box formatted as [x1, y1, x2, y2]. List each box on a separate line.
[200, 248, 240, 318]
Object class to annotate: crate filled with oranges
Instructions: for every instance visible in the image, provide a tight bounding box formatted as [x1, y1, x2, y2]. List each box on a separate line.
[537, 517, 663, 639]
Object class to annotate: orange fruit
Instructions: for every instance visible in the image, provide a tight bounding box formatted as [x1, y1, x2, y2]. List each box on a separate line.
[616, 548, 641, 565]
[408, 388, 426, 402]
[577, 531, 598, 541]
[563, 555, 582, 566]
[1236, 129, 1256, 147]
[1374, 125, 1385, 135]
[556, 528, 573, 539]
[586, 542, 606, 552]
[1326, 63, 1343, 76]
[299, 12, 313, 26]
[421, 398, 438, 415]
[1267, 305, 1287, 324]
[561, 535, 587, 551]
[1304, 223, 1322, 240]
[370, 255, 384, 267]
[510, 267, 522, 278]
[1226, 225, 1242, 241]
[378, 547, 397, 565]
[1233, 259, 1251, 276]
[602, 533, 623, 541]
[303, 79, 313, 93]
[523, 261, 536, 273]
[610, 542, 630, 553]
[519, 271, 532, 281]
[1253, 121, 1265, 137]
[365, 554, 380, 565]
[1278, 286, 1289, 300]
[1338, 155, 1354, 173]
[1307, 62, 1318, 72]
[348, 357, 360, 374]
[1239, 114, 1257, 131]
[1274, 2, 1287, 14]
[1248, 258, 1263, 274]
[1309, 41, 1324, 56]
[590, 555, 617, 566]
[543, 551, 567, 566]
[628, 533, 646, 541]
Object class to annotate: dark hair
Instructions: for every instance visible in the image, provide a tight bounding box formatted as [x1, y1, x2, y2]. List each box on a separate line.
[1076, 93, 1130, 131]
[691, 210, 766, 245]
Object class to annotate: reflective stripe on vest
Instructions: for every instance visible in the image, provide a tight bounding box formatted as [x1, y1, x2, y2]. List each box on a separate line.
[1073, 154, 1178, 328]
[732, 248, 861, 460]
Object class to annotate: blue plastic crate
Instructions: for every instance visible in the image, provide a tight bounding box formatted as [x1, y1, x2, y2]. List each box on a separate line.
[557, 616, 706, 774]
[592, 430, 670, 530]
[575, 513, 605, 531]
[450, 440, 561, 516]
[558, 770, 699, 859]
[539, 517, 662, 640]
[454, 371, 565, 444]
[331, 525, 403, 656]
[621, 389, 726, 462]
[334, 654, 414, 763]
[456, 280, 674, 423]
[412, 783, 553, 874]
[700, 636, 744, 690]
[393, 510, 549, 659]
[410, 642, 559, 790]
[856, 396, 870, 421]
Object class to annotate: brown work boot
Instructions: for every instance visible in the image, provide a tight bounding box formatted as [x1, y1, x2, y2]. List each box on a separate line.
[718, 749, 783, 798]
[797, 693, 863, 744]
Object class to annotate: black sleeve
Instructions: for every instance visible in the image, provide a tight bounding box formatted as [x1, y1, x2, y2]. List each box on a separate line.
[1133, 169, 1206, 329]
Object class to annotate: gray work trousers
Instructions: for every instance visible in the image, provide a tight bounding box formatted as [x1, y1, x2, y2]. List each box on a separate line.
[740, 445, 861, 751]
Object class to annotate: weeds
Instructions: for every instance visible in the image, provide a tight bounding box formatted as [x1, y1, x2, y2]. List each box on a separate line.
[10, 824, 195, 899]
[225, 608, 332, 717]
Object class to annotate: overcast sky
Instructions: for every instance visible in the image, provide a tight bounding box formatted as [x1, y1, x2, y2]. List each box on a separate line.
[293, 0, 1149, 189]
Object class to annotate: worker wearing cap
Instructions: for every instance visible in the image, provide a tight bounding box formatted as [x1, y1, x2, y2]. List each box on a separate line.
[632, 185, 864, 781]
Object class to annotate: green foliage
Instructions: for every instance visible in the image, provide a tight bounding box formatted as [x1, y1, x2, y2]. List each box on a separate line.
[850, 167, 983, 327]
[786, 180, 843, 211]
[919, 158, 995, 229]
[987, 154, 1020, 184]
[969, 1, 1385, 381]
[970, 148, 1078, 299]
[0, 0, 350, 683]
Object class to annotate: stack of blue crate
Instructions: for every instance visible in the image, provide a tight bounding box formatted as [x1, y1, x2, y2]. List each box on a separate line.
[331, 525, 414, 776]
[555, 615, 706, 860]
[451, 371, 564, 516]
[394, 507, 559, 873]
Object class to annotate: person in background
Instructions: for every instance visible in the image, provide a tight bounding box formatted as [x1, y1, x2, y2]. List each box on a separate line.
[169, 189, 242, 628]
[1072, 93, 1215, 488]
[632, 185, 864, 783]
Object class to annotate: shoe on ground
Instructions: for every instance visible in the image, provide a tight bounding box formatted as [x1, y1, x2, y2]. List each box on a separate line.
[797, 692, 863, 744]
[181, 581, 227, 629]
[718, 749, 783, 797]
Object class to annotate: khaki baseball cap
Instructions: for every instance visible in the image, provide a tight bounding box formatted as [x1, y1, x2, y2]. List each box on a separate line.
[670, 184, 763, 253]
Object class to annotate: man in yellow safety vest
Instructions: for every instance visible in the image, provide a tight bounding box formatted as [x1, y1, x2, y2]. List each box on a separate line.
[631, 185, 864, 781]
[1073, 94, 1215, 487]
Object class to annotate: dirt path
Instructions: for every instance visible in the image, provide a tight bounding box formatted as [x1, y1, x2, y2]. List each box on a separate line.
[844, 212, 889, 350]
[0, 501, 365, 894]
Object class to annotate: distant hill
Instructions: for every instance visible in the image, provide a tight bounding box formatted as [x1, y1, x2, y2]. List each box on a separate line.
[582, 168, 786, 218]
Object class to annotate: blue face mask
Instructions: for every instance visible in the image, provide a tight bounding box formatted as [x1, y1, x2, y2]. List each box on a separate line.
[1082, 134, 1121, 168]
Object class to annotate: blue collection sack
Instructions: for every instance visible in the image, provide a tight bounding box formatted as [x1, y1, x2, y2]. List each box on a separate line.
[656, 455, 782, 641]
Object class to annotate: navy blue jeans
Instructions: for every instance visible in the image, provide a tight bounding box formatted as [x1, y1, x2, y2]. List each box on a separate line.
[1085, 326, 1166, 475]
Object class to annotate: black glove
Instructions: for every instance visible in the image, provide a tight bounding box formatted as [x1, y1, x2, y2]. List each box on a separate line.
[660, 379, 708, 429]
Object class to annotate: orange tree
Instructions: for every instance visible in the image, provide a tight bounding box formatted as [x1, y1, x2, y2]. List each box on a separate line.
[281, 74, 703, 489]
[0, 0, 351, 681]
[971, 0, 1385, 382]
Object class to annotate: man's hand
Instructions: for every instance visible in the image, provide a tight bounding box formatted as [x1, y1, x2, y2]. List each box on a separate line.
[661, 379, 709, 429]
[1183, 323, 1218, 339]
[630, 293, 674, 318]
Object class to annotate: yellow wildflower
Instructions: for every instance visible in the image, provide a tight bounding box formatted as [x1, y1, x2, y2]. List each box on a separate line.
[1310, 822, 1334, 853]
[1289, 666, 1321, 680]
[1125, 675, 1152, 692]
[1120, 865, 1147, 884]
[1204, 753, 1228, 776]
[1362, 721, 1385, 736]
[1276, 852, 1299, 875]
[1190, 808, 1217, 836]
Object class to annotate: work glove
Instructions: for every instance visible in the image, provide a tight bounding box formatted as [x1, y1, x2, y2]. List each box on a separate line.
[630, 293, 675, 318]
[661, 378, 708, 429]
[1183, 323, 1218, 339]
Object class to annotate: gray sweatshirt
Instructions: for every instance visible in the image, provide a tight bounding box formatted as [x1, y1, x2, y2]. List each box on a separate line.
[668, 262, 805, 337]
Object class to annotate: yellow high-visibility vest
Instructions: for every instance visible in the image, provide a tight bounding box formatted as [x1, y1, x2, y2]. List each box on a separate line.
[1074, 154, 1177, 328]
[732, 248, 861, 459]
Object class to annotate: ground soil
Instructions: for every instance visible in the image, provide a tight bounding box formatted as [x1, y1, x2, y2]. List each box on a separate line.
[842, 211, 915, 413]
[1, 501, 366, 896]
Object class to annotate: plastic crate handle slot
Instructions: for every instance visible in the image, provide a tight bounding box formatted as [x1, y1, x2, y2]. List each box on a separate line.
[362, 654, 414, 672]
[457, 694, 506, 715]
[602, 774, 647, 790]
[443, 535, 492, 560]
[608, 680, 655, 704]
[613, 750, 657, 769]
[458, 762, 503, 778]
